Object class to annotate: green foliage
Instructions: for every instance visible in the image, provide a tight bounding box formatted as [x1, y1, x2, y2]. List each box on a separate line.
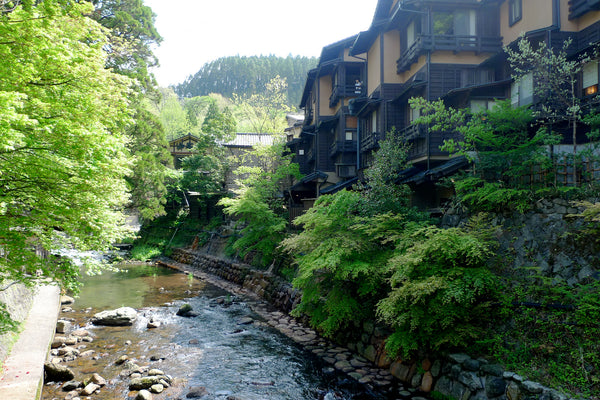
[454, 178, 533, 213]
[283, 191, 413, 335]
[219, 139, 300, 266]
[478, 281, 600, 398]
[234, 76, 293, 134]
[377, 226, 500, 358]
[0, 302, 18, 335]
[0, 1, 134, 290]
[130, 244, 162, 262]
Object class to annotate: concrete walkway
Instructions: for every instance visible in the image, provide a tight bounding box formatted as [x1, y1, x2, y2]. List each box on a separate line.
[0, 284, 60, 400]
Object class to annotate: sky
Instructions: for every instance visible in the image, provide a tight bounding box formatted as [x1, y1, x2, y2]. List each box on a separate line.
[144, 0, 379, 87]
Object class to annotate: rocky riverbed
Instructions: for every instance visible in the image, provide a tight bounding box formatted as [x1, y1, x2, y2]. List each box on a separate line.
[41, 263, 403, 400]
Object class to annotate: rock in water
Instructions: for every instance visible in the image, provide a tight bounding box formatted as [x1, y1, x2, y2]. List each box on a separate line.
[91, 307, 137, 326]
[44, 362, 75, 382]
[135, 389, 153, 400]
[186, 386, 209, 398]
[176, 303, 198, 317]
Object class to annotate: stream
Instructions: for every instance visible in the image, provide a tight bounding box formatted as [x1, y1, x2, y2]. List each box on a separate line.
[41, 263, 389, 400]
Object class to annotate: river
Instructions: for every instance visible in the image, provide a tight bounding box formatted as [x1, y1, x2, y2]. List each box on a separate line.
[41, 263, 389, 400]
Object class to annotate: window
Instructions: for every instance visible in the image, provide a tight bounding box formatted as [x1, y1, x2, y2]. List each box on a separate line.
[338, 165, 356, 178]
[298, 149, 304, 156]
[433, 10, 476, 36]
[470, 99, 497, 113]
[509, 0, 522, 26]
[511, 72, 533, 106]
[371, 111, 378, 133]
[461, 69, 495, 87]
[345, 131, 354, 141]
[409, 105, 420, 123]
[406, 21, 416, 49]
[583, 60, 599, 96]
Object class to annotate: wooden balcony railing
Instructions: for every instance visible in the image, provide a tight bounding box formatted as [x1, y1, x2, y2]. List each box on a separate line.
[569, 0, 600, 19]
[397, 34, 503, 72]
[330, 84, 365, 107]
[360, 133, 380, 152]
[329, 140, 357, 157]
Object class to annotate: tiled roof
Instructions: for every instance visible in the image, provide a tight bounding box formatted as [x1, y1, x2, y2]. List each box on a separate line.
[223, 133, 275, 147]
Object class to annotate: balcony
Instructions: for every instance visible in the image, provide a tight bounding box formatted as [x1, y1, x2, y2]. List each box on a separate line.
[329, 140, 357, 157]
[360, 133, 380, 153]
[397, 35, 503, 73]
[569, 0, 600, 19]
[400, 124, 427, 141]
[329, 84, 365, 108]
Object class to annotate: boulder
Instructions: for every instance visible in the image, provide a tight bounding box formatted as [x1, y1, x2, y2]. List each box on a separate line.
[56, 320, 71, 334]
[80, 382, 100, 395]
[89, 372, 106, 386]
[135, 389, 153, 400]
[44, 362, 75, 382]
[186, 386, 209, 398]
[129, 376, 163, 390]
[92, 307, 137, 326]
[60, 295, 75, 305]
[176, 303, 198, 317]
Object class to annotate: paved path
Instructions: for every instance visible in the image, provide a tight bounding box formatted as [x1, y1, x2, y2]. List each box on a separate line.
[0, 284, 60, 400]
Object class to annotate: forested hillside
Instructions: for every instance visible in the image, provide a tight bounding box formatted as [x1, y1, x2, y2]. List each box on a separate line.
[173, 55, 318, 106]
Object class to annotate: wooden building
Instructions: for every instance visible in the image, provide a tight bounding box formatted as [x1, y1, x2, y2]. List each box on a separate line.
[289, 0, 600, 209]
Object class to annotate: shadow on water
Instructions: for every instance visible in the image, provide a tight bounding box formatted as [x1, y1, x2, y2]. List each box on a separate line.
[42, 263, 387, 400]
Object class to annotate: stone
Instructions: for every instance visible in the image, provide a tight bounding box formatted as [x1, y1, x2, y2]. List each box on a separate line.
[463, 358, 480, 371]
[79, 350, 95, 358]
[51, 336, 67, 348]
[481, 363, 504, 377]
[506, 381, 520, 400]
[150, 384, 164, 393]
[61, 381, 81, 391]
[186, 386, 209, 398]
[390, 361, 411, 382]
[71, 329, 91, 337]
[89, 373, 106, 386]
[486, 377, 507, 398]
[420, 371, 433, 392]
[430, 359, 442, 377]
[80, 382, 100, 395]
[148, 369, 164, 376]
[92, 307, 137, 326]
[237, 317, 254, 325]
[411, 373, 422, 388]
[60, 295, 75, 305]
[56, 320, 71, 334]
[44, 362, 75, 382]
[115, 355, 129, 365]
[448, 353, 471, 364]
[522, 380, 544, 394]
[363, 345, 377, 362]
[176, 303, 198, 317]
[135, 389, 152, 400]
[458, 371, 483, 391]
[129, 376, 163, 390]
[147, 318, 161, 329]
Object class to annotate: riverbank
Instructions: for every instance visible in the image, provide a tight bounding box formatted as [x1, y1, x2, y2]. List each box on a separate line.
[157, 257, 430, 400]
[163, 249, 581, 400]
[0, 283, 61, 400]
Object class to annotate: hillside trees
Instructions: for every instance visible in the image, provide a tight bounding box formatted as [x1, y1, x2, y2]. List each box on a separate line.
[234, 76, 292, 134]
[0, 1, 133, 290]
[174, 55, 318, 106]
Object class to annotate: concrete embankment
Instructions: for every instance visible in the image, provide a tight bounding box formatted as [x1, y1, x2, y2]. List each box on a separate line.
[0, 284, 61, 400]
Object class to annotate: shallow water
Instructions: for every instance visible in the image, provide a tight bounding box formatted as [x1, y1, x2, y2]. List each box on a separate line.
[42, 263, 386, 400]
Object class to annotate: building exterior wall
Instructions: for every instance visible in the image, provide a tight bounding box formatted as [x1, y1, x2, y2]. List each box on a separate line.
[500, 0, 554, 45]
[368, 35, 382, 95]
[383, 30, 403, 84]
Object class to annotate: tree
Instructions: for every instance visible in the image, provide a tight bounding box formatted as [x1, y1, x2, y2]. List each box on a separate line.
[202, 102, 237, 142]
[505, 36, 593, 185]
[90, 0, 162, 90]
[219, 139, 301, 266]
[0, 2, 133, 291]
[234, 76, 292, 133]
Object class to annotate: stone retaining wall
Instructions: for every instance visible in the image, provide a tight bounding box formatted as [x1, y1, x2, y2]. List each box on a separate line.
[0, 282, 35, 364]
[169, 248, 575, 400]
